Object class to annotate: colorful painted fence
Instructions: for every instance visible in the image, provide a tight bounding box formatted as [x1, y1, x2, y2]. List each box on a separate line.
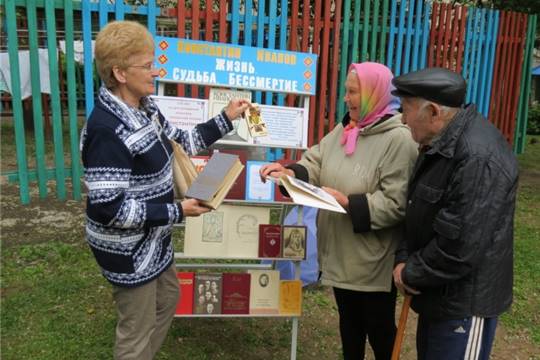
[489, 10, 529, 145]
[0, 0, 536, 204]
[1, 0, 160, 204]
[515, 13, 537, 154]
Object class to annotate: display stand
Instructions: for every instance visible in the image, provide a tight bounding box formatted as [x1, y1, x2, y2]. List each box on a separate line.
[173, 204, 303, 360]
[153, 36, 317, 360]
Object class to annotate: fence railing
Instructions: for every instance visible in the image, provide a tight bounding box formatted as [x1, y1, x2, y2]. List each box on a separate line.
[1, 0, 159, 204]
[1, 0, 536, 204]
[514, 13, 537, 154]
[489, 10, 529, 145]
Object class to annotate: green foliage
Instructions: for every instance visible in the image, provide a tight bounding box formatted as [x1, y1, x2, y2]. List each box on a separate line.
[527, 104, 540, 135]
[458, 0, 540, 14]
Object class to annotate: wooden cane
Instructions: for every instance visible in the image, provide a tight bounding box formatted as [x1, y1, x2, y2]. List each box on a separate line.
[391, 295, 412, 360]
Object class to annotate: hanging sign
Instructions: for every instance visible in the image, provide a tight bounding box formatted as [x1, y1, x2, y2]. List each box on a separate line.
[154, 36, 318, 95]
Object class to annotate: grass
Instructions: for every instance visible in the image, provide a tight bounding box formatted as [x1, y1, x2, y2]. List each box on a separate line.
[500, 135, 540, 344]
[0, 117, 84, 174]
[1, 242, 117, 359]
[0, 134, 539, 359]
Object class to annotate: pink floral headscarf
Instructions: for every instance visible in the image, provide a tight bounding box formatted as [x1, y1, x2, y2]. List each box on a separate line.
[340, 62, 400, 155]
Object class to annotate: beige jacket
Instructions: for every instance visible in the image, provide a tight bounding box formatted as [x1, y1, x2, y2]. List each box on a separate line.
[295, 114, 417, 292]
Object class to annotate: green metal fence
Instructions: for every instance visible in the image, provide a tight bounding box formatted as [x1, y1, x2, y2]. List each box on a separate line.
[1, 0, 158, 204]
[514, 14, 537, 154]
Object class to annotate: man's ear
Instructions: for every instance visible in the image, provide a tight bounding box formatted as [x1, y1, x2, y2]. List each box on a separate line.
[429, 102, 441, 117]
[112, 66, 127, 85]
[428, 102, 442, 120]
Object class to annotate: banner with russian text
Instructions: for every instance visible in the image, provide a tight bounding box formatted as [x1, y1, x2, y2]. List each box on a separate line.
[154, 36, 318, 95]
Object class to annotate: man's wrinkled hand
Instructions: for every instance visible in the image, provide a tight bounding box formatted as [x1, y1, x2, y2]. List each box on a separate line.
[393, 262, 421, 296]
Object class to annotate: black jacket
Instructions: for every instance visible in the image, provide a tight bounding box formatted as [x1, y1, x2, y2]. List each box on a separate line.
[395, 104, 518, 320]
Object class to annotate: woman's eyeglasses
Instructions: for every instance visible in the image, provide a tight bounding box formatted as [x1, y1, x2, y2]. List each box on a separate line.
[128, 63, 155, 71]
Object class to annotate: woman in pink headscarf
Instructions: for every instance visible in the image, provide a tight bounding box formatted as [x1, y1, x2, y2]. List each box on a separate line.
[260, 62, 417, 360]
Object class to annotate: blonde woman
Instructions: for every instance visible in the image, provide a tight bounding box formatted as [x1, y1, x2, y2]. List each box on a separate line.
[81, 21, 248, 359]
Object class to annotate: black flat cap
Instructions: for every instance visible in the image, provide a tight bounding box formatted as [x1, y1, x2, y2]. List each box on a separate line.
[391, 67, 467, 107]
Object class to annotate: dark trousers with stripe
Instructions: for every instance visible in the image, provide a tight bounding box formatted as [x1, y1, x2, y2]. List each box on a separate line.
[416, 315, 498, 360]
[333, 286, 397, 360]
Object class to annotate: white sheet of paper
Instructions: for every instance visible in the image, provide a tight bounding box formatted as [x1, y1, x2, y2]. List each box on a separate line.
[152, 95, 208, 130]
[253, 104, 308, 149]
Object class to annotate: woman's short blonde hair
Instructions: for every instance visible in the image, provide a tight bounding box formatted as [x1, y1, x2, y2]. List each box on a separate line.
[94, 20, 154, 89]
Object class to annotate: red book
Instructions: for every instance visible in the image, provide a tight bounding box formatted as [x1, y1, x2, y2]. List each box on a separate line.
[222, 273, 251, 314]
[258, 224, 282, 258]
[274, 159, 295, 203]
[221, 149, 248, 200]
[175, 272, 194, 315]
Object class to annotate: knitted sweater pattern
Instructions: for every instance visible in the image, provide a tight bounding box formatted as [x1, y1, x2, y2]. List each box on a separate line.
[81, 87, 231, 287]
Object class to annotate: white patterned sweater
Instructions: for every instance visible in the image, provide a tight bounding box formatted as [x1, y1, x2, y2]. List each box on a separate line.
[81, 89, 232, 287]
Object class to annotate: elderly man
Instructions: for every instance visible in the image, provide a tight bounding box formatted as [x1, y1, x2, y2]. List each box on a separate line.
[392, 68, 518, 360]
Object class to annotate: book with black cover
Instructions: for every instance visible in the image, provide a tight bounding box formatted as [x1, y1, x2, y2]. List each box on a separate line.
[185, 152, 244, 209]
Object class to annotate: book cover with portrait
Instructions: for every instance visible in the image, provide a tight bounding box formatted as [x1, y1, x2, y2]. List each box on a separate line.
[244, 103, 268, 137]
[193, 273, 222, 315]
[281, 225, 307, 260]
[247, 269, 280, 314]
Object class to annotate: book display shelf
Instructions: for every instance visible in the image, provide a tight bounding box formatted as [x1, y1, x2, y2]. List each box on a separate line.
[154, 35, 317, 360]
[175, 204, 303, 359]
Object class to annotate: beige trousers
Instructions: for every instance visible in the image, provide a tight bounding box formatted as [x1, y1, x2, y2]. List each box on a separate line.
[112, 263, 179, 360]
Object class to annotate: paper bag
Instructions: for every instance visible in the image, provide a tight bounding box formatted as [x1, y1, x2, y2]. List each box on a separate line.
[170, 140, 198, 198]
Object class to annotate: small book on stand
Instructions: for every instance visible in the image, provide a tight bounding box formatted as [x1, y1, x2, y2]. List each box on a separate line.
[268, 174, 346, 213]
[222, 273, 251, 314]
[193, 273, 223, 315]
[248, 269, 280, 314]
[185, 152, 244, 209]
[175, 272, 194, 315]
[258, 224, 282, 258]
[281, 225, 307, 260]
[279, 280, 303, 315]
[245, 161, 274, 202]
[244, 103, 268, 137]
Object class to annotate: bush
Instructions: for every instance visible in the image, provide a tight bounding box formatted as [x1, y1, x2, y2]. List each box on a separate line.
[527, 103, 540, 135]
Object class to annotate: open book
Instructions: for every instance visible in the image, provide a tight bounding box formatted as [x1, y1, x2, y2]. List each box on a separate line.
[269, 175, 346, 213]
[185, 152, 244, 209]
